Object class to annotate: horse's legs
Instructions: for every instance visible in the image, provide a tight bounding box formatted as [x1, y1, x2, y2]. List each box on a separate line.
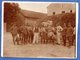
[13, 36, 16, 45]
[20, 34, 23, 45]
[41, 38, 42, 44]
[24, 34, 27, 44]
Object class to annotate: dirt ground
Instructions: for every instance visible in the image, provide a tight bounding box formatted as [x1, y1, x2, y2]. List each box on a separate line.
[3, 32, 76, 58]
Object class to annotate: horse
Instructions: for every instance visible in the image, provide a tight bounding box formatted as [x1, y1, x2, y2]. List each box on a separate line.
[10, 25, 19, 45]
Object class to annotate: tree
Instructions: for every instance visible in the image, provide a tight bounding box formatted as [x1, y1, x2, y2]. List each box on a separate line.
[4, 3, 24, 32]
[61, 13, 75, 27]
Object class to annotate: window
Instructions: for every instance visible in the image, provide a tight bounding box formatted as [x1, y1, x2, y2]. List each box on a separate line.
[53, 12, 55, 15]
[70, 10, 72, 13]
[62, 11, 65, 13]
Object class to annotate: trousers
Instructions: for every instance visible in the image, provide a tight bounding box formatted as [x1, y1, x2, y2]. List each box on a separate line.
[33, 32, 39, 44]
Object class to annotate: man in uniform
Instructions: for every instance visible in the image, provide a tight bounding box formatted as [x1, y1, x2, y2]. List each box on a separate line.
[62, 23, 67, 46]
[66, 23, 74, 47]
[56, 23, 63, 45]
[33, 27, 39, 44]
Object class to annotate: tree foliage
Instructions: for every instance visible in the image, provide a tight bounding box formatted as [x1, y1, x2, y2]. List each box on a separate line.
[4, 3, 24, 31]
[61, 13, 75, 27]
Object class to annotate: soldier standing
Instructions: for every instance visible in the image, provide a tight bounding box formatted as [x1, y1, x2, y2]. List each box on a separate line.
[33, 27, 39, 44]
[62, 23, 67, 46]
[40, 27, 47, 44]
[56, 23, 63, 45]
[66, 23, 74, 47]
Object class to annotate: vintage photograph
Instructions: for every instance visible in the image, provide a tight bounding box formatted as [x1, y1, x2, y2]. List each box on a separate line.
[3, 2, 76, 58]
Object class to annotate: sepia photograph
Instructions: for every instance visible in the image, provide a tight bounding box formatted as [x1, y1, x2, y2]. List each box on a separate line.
[2, 2, 77, 58]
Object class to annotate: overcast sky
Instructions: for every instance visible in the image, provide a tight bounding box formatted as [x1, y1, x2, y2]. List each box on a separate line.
[19, 3, 51, 13]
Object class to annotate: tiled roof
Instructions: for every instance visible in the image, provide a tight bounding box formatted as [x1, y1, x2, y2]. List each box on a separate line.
[20, 9, 47, 19]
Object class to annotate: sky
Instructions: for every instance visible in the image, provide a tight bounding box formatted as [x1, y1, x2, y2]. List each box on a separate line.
[19, 3, 51, 13]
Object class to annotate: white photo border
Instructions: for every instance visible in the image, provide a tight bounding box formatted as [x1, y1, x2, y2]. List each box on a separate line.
[1, 1, 79, 59]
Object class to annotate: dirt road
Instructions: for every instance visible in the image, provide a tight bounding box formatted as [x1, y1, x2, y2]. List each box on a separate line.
[3, 32, 75, 58]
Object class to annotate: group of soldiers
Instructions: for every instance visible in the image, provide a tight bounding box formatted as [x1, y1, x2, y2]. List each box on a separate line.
[10, 23, 76, 47]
